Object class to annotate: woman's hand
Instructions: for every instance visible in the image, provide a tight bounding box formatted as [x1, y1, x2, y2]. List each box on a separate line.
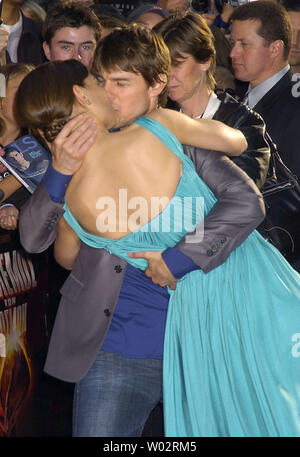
[50, 114, 99, 175]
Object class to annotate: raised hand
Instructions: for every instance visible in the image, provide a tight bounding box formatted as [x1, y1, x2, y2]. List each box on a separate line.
[159, 0, 190, 12]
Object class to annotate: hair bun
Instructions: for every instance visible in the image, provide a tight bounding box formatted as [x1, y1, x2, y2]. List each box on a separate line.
[43, 117, 69, 143]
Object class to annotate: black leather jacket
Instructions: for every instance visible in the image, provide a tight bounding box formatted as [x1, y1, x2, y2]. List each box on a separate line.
[167, 92, 270, 189]
[213, 92, 270, 189]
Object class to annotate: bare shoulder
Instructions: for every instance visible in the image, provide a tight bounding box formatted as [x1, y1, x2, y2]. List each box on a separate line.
[146, 108, 197, 142]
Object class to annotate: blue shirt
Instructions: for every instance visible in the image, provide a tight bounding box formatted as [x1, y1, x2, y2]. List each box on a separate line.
[44, 164, 200, 358]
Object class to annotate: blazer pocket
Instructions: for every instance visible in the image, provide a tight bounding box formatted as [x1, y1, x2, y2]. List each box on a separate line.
[60, 273, 84, 302]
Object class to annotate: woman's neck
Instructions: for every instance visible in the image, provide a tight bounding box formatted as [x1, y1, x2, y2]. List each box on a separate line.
[180, 87, 212, 119]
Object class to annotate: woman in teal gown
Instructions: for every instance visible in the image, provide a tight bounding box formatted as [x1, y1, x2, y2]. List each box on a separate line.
[62, 114, 300, 437]
[18, 61, 300, 437]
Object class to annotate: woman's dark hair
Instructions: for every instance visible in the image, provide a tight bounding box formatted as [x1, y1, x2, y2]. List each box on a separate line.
[16, 60, 88, 143]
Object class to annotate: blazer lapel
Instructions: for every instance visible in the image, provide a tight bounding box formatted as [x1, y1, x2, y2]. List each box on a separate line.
[253, 70, 292, 113]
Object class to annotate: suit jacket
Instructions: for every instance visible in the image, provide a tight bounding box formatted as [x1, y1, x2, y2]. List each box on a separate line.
[6, 12, 46, 66]
[19, 148, 265, 382]
[243, 71, 300, 180]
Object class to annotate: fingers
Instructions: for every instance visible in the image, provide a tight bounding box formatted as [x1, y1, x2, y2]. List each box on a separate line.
[127, 251, 149, 259]
[0, 214, 18, 230]
[51, 116, 98, 175]
[168, 282, 177, 291]
[54, 116, 97, 151]
[54, 113, 85, 141]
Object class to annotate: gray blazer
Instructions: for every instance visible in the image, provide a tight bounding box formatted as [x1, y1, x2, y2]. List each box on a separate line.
[19, 148, 265, 382]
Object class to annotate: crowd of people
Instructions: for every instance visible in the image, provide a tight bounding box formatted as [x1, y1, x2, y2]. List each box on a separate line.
[0, 0, 299, 438]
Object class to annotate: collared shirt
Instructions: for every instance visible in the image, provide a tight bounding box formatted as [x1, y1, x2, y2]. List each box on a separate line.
[180, 92, 221, 120]
[201, 92, 222, 119]
[244, 65, 290, 109]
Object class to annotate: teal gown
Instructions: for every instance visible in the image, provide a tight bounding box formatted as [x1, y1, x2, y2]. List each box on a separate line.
[63, 116, 300, 437]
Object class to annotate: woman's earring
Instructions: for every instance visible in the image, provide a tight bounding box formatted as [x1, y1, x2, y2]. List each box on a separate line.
[84, 96, 91, 104]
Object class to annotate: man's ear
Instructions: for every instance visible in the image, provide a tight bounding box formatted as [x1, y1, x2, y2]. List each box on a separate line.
[269, 40, 284, 59]
[43, 41, 51, 61]
[73, 85, 91, 106]
[149, 73, 168, 98]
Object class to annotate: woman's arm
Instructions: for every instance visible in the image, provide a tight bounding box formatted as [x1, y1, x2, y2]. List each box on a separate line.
[54, 217, 81, 270]
[166, 110, 247, 156]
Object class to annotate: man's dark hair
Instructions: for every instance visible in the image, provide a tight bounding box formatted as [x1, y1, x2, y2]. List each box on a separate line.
[43, 0, 102, 44]
[230, 0, 292, 60]
[92, 24, 171, 107]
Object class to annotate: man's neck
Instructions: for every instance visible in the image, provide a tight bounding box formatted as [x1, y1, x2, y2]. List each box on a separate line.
[2, 2, 21, 26]
[250, 61, 288, 88]
[291, 63, 300, 75]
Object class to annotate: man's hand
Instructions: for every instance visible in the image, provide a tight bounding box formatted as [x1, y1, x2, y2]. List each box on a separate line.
[0, 206, 19, 230]
[202, 13, 217, 27]
[51, 114, 99, 175]
[128, 250, 178, 290]
[158, 0, 189, 12]
[221, 3, 234, 23]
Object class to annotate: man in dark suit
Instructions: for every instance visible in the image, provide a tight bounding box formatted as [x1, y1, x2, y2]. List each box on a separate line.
[18, 27, 265, 437]
[230, 0, 300, 182]
[230, 0, 300, 272]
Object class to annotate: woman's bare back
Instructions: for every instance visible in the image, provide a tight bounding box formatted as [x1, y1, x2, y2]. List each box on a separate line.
[65, 117, 183, 239]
